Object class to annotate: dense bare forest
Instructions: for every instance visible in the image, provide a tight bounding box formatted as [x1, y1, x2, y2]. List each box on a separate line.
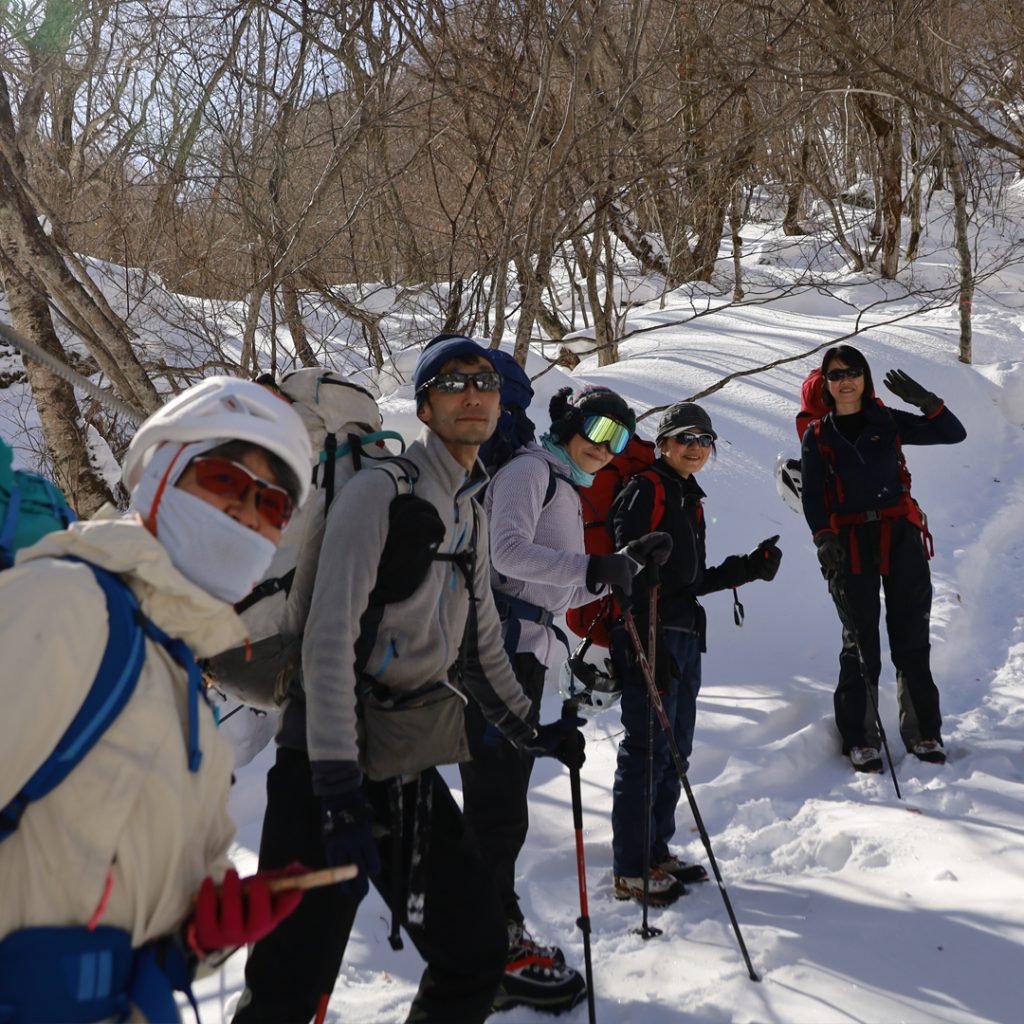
[2, 0, 1023, 511]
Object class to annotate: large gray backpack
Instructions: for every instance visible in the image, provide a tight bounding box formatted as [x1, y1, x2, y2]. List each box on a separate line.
[204, 368, 404, 713]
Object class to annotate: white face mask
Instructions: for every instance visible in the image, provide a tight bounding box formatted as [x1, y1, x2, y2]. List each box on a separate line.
[155, 486, 277, 604]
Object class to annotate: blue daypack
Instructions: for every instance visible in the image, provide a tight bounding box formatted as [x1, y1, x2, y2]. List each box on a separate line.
[0, 438, 76, 570]
[0, 560, 205, 843]
[477, 350, 537, 474]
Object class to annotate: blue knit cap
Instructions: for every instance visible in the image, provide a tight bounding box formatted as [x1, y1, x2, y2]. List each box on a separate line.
[413, 334, 498, 408]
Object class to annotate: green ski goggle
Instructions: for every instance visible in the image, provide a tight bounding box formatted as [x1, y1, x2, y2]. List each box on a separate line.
[580, 415, 631, 455]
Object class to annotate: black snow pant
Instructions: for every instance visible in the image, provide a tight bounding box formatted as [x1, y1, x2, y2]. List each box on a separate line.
[233, 747, 506, 1024]
[458, 651, 545, 926]
[827, 517, 943, 753]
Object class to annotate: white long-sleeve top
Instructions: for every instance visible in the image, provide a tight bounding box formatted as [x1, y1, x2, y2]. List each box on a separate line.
[484, 444, 597, 668]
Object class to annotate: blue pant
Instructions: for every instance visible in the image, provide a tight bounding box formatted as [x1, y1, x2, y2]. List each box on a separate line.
[611, 627, 702, 877]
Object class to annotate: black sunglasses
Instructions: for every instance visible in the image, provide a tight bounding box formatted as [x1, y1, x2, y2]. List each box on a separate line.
[825, 367, 864, 382]
[419, 370, 503, 394]
[672, 432, 715, 449]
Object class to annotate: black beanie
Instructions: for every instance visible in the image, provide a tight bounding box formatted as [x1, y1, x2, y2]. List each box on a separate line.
[548, 385, 636, 443]
[655, 402, 717, 443]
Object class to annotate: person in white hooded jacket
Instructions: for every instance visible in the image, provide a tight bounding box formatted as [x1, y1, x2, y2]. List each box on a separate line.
[0, 377, 313, 1023]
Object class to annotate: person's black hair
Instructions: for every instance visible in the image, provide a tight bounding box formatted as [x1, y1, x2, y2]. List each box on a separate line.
[819, 344, 875, 408]
[195, 439, 303, 505]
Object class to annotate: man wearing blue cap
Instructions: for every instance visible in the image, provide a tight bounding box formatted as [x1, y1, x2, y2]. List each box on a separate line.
[235, 335, 587, 1024]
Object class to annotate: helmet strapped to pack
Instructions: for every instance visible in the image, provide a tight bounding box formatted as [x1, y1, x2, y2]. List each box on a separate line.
[558, 637, 622, 715]
[122, 376, 313, 505]
[775, 454, 803, 515]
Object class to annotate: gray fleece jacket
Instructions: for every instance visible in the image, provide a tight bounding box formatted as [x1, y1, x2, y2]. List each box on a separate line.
[279, 426, 536, 793]
[484, 444, 597, 667]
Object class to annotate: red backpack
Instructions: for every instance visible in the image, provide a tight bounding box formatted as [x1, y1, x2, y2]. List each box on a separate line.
[566, 436, 666, 647]
[795, 367, 829, 440]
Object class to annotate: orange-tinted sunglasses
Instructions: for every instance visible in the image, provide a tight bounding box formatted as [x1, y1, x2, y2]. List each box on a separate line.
[191, 456, 294, 529]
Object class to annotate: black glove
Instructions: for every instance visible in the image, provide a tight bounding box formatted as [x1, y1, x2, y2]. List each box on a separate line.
[883, 369, 942, 417]
[524, 713, 587, 770]
[814, 532, 846, 581]
[586, 552, 634, 596]
[622, 531, 673, 572]
[321, 790, 381, 900]
[747, 535, 782, 582]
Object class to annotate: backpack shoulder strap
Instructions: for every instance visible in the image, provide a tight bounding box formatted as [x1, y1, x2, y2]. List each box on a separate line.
[637, 468, 667, 530]
[0, 562, 147, 842]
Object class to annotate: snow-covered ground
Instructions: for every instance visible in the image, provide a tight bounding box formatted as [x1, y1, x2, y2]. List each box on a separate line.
[4, 206, 1024, 1023]
[209, 291, 1024, 1021]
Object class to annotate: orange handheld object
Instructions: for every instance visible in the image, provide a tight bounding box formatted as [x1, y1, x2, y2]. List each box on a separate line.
[265, 865, 358, 893]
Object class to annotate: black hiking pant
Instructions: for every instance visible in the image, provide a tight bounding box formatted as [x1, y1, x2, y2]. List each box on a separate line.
[233, 747, 506, 1024]
[828, 518, 942, 752]
[458, 651, 545, 926]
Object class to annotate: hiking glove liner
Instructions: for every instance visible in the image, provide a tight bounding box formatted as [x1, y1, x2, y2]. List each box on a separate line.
[883, 369, 942, 417]
[747, 535, 782, 582]
[814, 532, 846, 580]
[525, 714, 587, 770]
[321, 791, 381, 900]
[187, 866, 305, 956]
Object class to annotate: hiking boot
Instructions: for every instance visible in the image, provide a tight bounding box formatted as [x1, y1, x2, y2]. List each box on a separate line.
[912, 739, 946, 764]
[507, 920, 565, 966]
[613, 867, 686, 906]
[655, 853, 709, 885]
[849, 746, 883, 773]
[493, 922, 587, 1015]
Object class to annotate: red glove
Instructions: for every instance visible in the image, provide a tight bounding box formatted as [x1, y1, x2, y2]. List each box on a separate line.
[186, 865, 305, 957]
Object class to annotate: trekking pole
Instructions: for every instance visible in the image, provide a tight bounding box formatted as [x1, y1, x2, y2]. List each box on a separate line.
[614, 585, 760, 983]
[830, 578, 902, 799]
[634, 579, 662, 940]
[562, 698, 597, 1024]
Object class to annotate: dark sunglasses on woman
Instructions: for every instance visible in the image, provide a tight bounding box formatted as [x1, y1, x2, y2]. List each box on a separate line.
[673, 432, 715, 449]
[825, 367, 864, 382]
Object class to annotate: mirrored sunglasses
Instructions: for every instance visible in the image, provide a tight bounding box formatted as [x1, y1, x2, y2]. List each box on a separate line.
[581, 415, 631, 455]
[672, 432, 715, 449]
[191, 457, 295, 529]
[825, 366, 864, 382]
[421, 370, 503, 394]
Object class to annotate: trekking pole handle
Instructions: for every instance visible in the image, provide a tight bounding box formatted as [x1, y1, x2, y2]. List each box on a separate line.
[647, 559, 661, 589]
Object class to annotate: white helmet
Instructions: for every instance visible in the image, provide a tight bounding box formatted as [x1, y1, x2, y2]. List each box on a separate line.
[123, 377, 313, 504]
[558, 641, 622, 716]
[775, 453, 803, 516]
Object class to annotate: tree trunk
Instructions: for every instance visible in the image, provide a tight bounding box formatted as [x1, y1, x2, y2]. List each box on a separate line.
[730, 190, 744, 301]
[281, 282, 318, 367]
[0, 253, 115, 515]
[942, 124, 972, 363]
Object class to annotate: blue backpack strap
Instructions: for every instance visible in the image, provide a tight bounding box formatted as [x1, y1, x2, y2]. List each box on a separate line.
[0, 479, 20, 570]
[0, 562, 146, 842]
[0, 560, 205, 843]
